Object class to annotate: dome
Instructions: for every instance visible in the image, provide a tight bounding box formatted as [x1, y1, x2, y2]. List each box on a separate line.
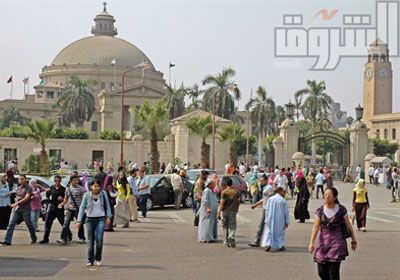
[292, 152, 305, 160]
[51, 36, 154, 69]
[364, 154, 376, 161]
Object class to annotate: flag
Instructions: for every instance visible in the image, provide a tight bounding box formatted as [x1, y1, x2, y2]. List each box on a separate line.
[111, 58, 116, 65]
[39, 79, 44, 86]
[169, 62, 175, 68]
[7, 76, 12, 83]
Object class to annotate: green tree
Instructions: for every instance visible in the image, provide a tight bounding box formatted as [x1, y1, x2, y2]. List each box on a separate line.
[294, 95, 302, 122]
[234, 135, 257, 158]
[20, 119, 56, 174]
[217, 123, 244, 166]
[186, 83, 203, 111]
[0, 106, 29, 129]
[298, 120, 312, 136]
[202, 67, 240, 120]
[346, 116, 354, 127]
[246, 86, 275, 167]
[133, 100, 168, 173]
[373, 138, 398, 158]
[185, 115, 216, 168]
[295, 80, 333, 164]
[163, 84, 185, 120]
[55, 75, 97, 127]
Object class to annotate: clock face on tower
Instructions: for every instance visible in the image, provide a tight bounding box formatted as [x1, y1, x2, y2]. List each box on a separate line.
[379, 68, 389, 78]
[366, 67, 373, 80]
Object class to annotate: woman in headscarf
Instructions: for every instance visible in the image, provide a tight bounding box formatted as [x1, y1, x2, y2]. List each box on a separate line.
[103, 175, 117, 231]
[114, 172, 131, 228]
[249, 174, 259, 205]
[107, 162, 113, 174]
[0, 173, 12, 229]
[306, 172, 315, 199]
[352, 179, 369, 232]
[80, 171, 89, 192]
[268, 172, 275, 186]
[198, 179, 218, 243]
[29, 178, 46, 232]
[294, 177, 310, 223]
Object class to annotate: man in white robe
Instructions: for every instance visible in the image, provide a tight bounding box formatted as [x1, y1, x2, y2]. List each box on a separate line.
[262, 187, 290, 251]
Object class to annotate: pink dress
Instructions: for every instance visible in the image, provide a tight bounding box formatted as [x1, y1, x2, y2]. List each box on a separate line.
[30, 185, 46, 211]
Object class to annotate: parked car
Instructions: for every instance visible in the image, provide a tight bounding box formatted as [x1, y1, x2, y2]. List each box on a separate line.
[14, 175, 53, 220]
[218, 175, 248, 203]
[186, 169, 217, 184]
[146, 175, 194, 210]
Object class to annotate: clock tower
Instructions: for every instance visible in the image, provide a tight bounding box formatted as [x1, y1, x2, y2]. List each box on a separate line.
[363, 39, 393, 129]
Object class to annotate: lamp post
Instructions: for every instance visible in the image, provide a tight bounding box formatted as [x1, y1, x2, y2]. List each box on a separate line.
[355, 104, 363, 121]
[120, 61, 150, 167]
[285, 100, 295, 120]
[211, 84, 237, 170]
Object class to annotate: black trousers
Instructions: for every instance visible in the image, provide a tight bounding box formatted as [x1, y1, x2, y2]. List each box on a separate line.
[61, 209, 85, 241]
[0, 206, 12, 229]
[369, 175, 373, 184]
[43, 205, 71, 241]
[316, 185, 324, 199]
[318, 262, 341, 280]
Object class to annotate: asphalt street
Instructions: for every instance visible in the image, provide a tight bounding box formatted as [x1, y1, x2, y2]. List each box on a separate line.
[0, 181, 399, 280]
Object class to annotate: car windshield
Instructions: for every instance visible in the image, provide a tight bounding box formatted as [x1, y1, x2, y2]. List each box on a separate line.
[186, 171, 198, 181]
[150, 177, 162, 188]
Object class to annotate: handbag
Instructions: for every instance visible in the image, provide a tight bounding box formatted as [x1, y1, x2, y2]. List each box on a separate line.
[341, 222, 352, 239]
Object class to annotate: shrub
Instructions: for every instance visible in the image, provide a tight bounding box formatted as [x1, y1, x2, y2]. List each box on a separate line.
[0, 124, 24, 138]
[22, 154, 41, 174]
[99, 130, 126, 140]
[53, 127, 89, 139]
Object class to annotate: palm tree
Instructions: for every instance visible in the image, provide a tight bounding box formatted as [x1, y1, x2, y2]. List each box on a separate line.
[295, 80, 333, 164]
[217, 123, 244, 166]
[201, 67, 241, 120]
[245, 86, 275, 167]
[133, 100, 168, 173]
[346, 116, 354, 127]
[185, 115, 216, 168]
[0, 106, 29, 129]
[186, 84, 202, 111]
[274, 105, 286, 133]
[55, 75, 97, 127]
[294, 94, 303, 122]
[163, 84, 185, 119]
[21, 119, 56, 174]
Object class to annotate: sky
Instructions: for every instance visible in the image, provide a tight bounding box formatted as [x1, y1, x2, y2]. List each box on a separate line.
[1, 0, 399, 117]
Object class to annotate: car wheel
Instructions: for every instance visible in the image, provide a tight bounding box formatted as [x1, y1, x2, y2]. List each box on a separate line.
[41, 201, 49, 221]
[240, 192, 246, 203]
[146, 197, 153, 211]
[183, 195, 193, 208]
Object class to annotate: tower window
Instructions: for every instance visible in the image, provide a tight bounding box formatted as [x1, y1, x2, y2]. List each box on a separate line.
[376, 129, 380, 138]
[384, 129, 388, 140]
[381, 54, 386, 62]
[373, 53, 379, 62]
[392, 128, 396, 140]
[100, 23, 102, 30]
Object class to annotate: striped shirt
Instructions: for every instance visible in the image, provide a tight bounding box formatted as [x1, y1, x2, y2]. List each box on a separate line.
[65, 186, 85, 211]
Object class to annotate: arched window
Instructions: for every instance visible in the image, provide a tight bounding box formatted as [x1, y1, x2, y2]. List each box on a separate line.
[381, 54, 386, 62]
[100, 23, 102, 30]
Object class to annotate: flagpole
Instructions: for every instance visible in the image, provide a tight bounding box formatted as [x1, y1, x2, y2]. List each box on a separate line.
[10, 80, 13, 99]
[169, 62, 171, 86]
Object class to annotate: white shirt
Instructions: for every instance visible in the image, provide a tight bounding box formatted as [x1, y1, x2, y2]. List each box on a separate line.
[368, 167, 374, 176]
[252, 165, 259, 173]
[239, 165, 246, 175]
[273, 175, 288, 190]
[356, 166, 361, 175]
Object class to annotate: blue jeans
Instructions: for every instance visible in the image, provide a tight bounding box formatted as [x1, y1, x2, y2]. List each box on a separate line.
[139, 194, 148, 218]
[4, 209, 37, 244]
[86, 217, 106, 264]
[251, 192, 259, 205]
[61, 209, 85, 242]
[253, 209, 266, 245]
[30, 209, 41, 231]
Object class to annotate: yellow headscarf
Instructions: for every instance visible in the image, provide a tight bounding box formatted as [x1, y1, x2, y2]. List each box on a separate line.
[354, 179, 366, 195]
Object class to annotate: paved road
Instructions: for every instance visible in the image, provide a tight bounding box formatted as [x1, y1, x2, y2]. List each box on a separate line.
[0, 182, 398, 280]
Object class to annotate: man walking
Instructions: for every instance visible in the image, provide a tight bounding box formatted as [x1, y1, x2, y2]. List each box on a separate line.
[218, 178, 240, 248]
[391, 168, 398, 202]
[0, 175, 37, 246]
[94, 166, 107, 189]
[57, 175, 85, 244]
[315, 169, 325, 199]
[368, 165, 374, 184]
[137, 167, 150, 218]
[249, 174, 274, 247]
[40, 175, 70, 244]
[262, 187, 290, 251]
[274, 168, 288, 192]
[168, 169, 184, 210]
[127, 169, 140, 222]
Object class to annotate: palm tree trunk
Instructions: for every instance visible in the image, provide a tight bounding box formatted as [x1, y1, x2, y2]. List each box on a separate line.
[311, 120, 316, 166]
[230, 143, 237, 167]
[39, 148, 48, 174]
[257, 126, 263, 167]
[150, 124, 159, 174]
[200, 138, 208, 169]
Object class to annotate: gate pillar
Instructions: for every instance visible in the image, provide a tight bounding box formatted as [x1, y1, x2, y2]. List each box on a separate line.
[273, 118, 299, 168]
[349, 120, 370, 178]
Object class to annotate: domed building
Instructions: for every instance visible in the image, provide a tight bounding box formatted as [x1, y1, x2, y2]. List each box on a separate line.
[1, 3, 166, 136]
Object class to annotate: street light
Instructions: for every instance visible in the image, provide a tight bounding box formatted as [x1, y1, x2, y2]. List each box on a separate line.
[211, 84, 237, 170]
[285, 100, 295, 120]
[246, 101, 268, 170]
[355, 104, 363, 122]
[120, 61, 151, 167]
